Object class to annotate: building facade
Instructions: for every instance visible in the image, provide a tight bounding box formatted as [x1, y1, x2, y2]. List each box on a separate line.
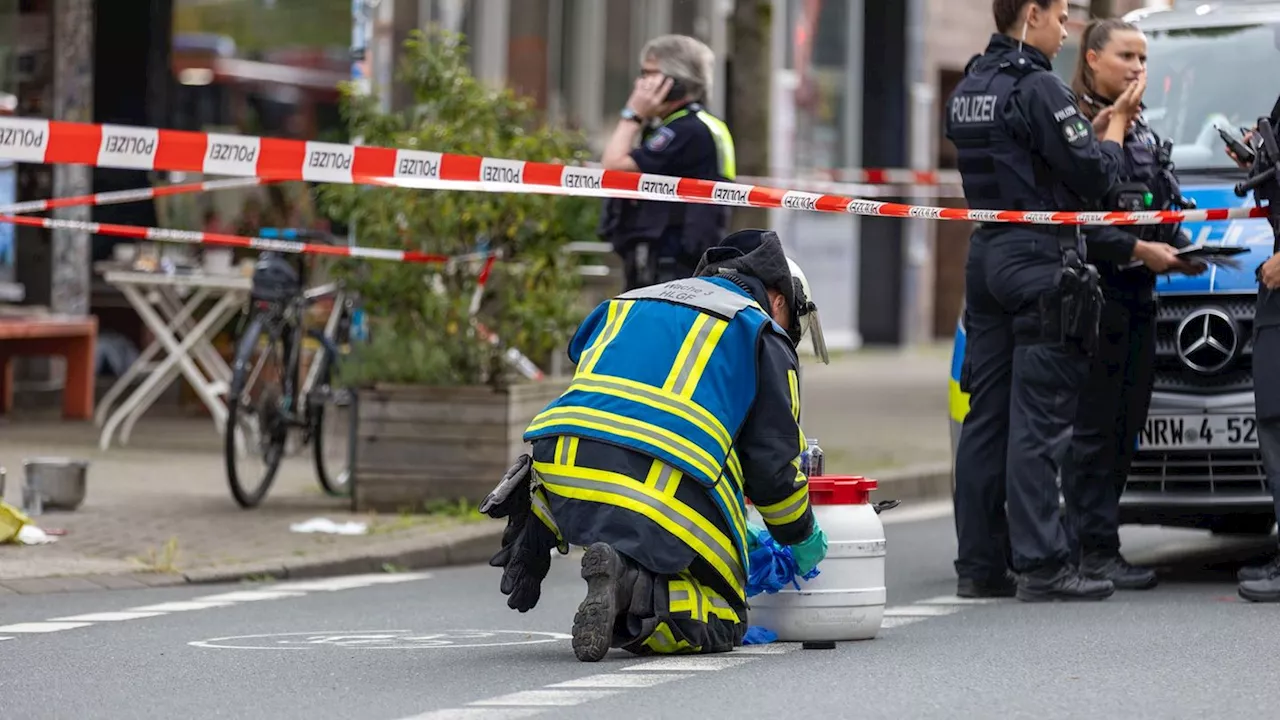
[0, 0, 1173, 371]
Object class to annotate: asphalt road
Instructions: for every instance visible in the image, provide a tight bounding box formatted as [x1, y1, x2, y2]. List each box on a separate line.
[4, 505, 1280, 720]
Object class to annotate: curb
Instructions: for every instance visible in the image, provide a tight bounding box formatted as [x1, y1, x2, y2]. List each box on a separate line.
[867, 461, 953, 504]
[0, 465, 955, 596]
[0, 523, 506, 596]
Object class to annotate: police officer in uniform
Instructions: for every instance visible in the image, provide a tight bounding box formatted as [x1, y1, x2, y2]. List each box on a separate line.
[480, 229, 831, 660]
[946, 0, 1143, 602]
[1060, 18, 1205, 592]
[1228, 107, 1280, 602]
[599, 34, 737, 290]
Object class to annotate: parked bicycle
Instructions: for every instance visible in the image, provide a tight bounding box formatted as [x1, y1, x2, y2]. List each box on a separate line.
[224, 230, 358, 508]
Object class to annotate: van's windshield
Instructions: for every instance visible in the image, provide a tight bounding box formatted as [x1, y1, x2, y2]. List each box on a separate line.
[1142, 22, 1280, 171]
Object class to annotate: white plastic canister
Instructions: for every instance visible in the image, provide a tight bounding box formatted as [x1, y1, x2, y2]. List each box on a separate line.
[745, 476, 886, 642]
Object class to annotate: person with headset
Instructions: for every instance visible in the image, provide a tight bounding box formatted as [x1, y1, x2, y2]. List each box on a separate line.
[946, 0, 1142, 602]
[598, 34, 737, 290]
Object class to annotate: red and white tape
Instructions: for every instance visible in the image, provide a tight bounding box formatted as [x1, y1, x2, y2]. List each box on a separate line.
[0, 116, 1266, 226]
[0, 213, 451, 264]
[0, 176, 272, 215]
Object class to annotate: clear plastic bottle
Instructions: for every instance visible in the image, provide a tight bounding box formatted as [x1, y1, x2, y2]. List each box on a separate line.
[803, 437, 825, 477]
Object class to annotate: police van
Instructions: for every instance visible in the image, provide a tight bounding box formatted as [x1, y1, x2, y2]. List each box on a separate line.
[948, 1, 1280, 535]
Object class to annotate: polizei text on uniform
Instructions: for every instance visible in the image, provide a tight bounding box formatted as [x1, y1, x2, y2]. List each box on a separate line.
[950, 94, 997, 123]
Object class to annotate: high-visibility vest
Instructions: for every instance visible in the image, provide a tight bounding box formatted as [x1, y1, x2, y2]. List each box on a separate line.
[525, 275, 791, 574]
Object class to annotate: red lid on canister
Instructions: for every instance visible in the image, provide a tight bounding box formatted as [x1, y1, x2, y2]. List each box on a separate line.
[806, 475, 877, 505]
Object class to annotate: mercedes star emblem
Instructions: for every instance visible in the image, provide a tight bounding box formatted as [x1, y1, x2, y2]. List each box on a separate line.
[1175, 307, 1238, 374]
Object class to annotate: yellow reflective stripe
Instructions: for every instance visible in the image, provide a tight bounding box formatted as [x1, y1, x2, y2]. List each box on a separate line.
[664, 314, 713, 393]
[536, 463, 745, 598]
[578, 300, 634, 375]
[679, 317, 728, 398]
[554, 436, 579, 466]
[644, 459, 682, 496]
[757, 485, 810, 526]
[787, 369, 800, 421]
[695, 110, 737, 179]
[642, 622, 692, 653]
[727, 450, 743, 484]
[669, 581, 696, 616]
[661, 108, 690, 126]
[949, 377, 970, 423]
[571, 372, 731, 452]
[712, 474, 746, 553]
[702, 586, 740, 624]
[526, 406, 720, 481]
[529, 486, 568, 553]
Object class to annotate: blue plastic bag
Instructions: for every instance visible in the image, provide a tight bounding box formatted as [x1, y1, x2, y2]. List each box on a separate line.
[744, 524, 821, 598]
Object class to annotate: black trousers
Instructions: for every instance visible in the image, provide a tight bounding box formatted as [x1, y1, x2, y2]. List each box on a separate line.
[621, 240, 697, 291]
[1060, 294, 1156, 557]
[1251, 324, 1280, 540]
[953, 229, 1090, 579]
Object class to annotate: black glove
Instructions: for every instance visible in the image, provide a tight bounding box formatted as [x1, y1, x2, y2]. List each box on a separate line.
[480, 454, 558, 613]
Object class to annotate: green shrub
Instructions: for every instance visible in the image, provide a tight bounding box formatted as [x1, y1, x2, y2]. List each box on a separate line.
[317, 26, 598, 390]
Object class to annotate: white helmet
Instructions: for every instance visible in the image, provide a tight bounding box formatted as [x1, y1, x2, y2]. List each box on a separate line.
[786, 256, 829, 364]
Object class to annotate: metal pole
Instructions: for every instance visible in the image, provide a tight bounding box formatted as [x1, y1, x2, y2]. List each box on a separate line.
[903, 0, 931, 346]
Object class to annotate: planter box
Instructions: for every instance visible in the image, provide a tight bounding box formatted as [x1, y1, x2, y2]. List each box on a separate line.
[352, 379, 571, 512]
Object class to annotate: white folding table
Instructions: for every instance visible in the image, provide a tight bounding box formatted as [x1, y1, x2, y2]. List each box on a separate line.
[96, 269, 251, 450]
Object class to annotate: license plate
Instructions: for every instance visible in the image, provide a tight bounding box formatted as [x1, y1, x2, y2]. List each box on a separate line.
[1138, 414, 1258, 450]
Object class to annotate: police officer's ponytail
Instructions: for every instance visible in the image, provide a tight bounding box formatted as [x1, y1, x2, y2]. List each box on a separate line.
[992, 0, 1054, 33]
[1070, 18, 1140, 119]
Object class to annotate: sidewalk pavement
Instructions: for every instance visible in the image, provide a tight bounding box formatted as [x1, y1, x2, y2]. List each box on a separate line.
[0, 343, 954, 594]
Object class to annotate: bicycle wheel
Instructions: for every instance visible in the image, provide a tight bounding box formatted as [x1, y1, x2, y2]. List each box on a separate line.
[308, 342, 353, 497]
[224, 311, 290, 508]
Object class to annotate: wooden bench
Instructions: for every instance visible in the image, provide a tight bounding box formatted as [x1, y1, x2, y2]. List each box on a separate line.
[0, 315, 98, 420]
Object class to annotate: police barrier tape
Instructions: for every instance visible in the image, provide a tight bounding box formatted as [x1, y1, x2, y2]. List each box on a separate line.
[0, 176, 274, 215]
[0, 115, 1268, 226]
[0, 213, 452, 264]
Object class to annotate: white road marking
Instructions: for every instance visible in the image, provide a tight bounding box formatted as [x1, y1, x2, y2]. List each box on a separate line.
[734, 642, 802, 654]
[1, 572, 436, 639]
[469, 690, 619, 707]
[0, 622, 93, 633]
[622, 655, 755, 672]
[880, 616, 928, 629]
[547, 672, 686, 688]
[405, 709, 545, 720]
[193, 590, 308, 602]
[129, 601, 236, 612]
[0, 636, 14, 641]
[50, 611, 167, 622]
[271, 573, 433, 593]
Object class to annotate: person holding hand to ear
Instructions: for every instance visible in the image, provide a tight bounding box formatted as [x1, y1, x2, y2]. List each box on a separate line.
[1058, 18, 1205, 595]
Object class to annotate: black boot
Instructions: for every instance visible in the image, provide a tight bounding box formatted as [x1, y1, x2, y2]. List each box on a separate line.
[1238, 557, 1280, 603]
[572, 543, 638, 662]
[1237, 556, 1280, 583]
[1016, 562, 1115, 602]
[957, 570, 1018, 598]
[1080, 551, 1158, 590]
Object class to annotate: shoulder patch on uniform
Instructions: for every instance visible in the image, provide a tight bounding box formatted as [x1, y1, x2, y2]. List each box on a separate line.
[644, 126, 677, 152]
[1062, 115, 1092, 148]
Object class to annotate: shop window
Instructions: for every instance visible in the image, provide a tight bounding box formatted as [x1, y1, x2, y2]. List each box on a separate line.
[789, 0, 849, 172]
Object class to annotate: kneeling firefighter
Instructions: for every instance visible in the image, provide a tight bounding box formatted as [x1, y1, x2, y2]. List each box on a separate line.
[481, 229, 831, 662]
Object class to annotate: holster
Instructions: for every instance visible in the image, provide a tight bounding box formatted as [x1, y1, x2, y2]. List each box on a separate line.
[1039, 229, 1103, 355]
